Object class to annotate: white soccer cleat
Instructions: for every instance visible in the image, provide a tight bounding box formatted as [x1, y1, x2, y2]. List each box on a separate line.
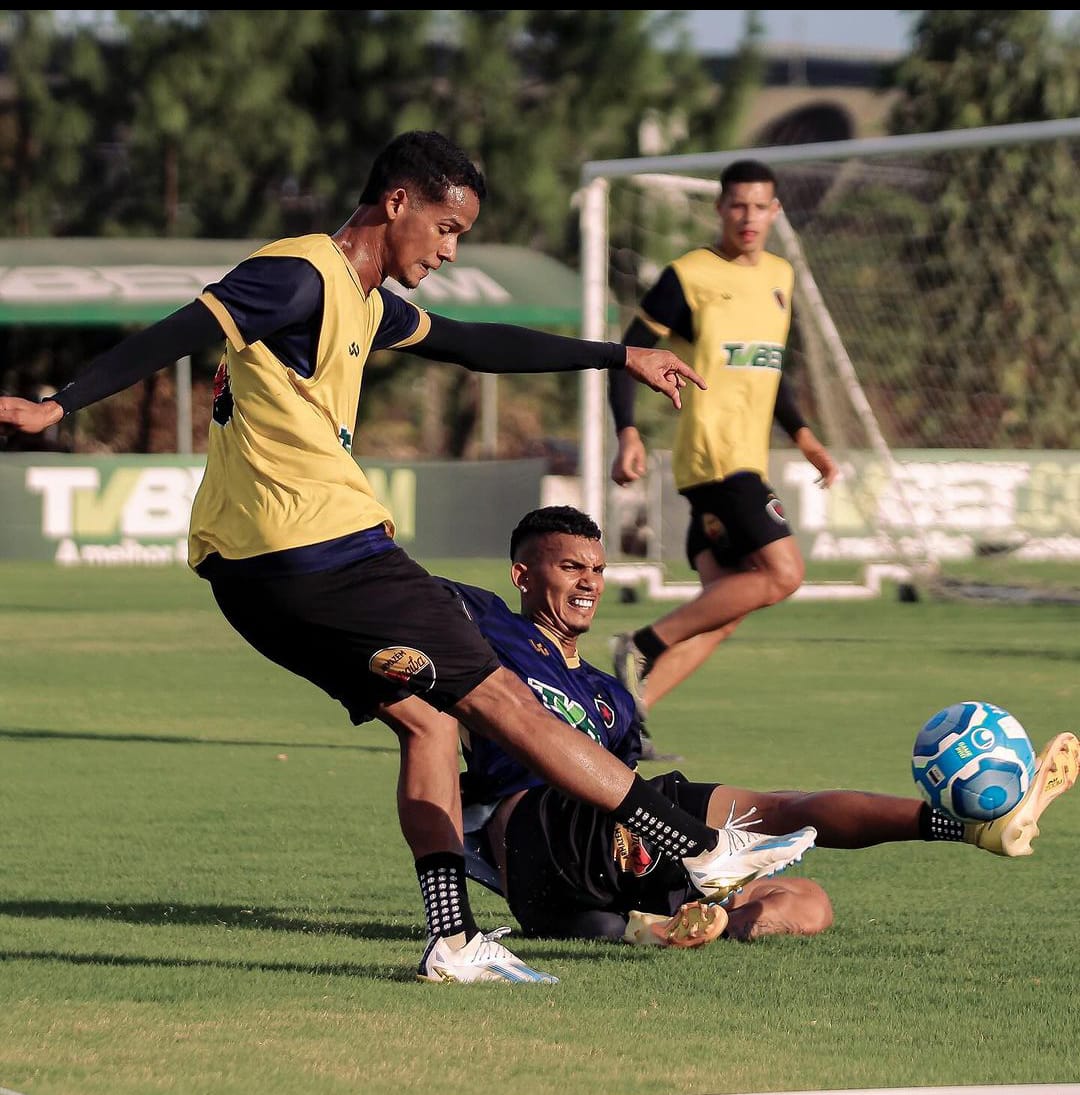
[417, 927, 559, 984]
[681, 804, 817, 901]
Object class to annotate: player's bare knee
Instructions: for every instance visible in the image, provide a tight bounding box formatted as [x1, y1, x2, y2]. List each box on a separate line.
[768, 558, 804, 601]
[793, 879, 833, 935]
[769, 876, 832, 935]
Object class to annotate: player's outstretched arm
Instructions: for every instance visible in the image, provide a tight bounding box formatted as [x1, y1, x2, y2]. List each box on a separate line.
[0, 301, 224, 432]
[411, 315, 705, 411]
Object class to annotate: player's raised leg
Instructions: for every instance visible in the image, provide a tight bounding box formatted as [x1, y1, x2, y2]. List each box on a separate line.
[456, 667, 819, 899]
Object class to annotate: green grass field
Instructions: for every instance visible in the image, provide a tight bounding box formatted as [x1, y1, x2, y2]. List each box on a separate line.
[2, 560, 1079, 1095]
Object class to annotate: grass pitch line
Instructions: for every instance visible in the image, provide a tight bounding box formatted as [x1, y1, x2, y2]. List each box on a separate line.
[0, 1086, 30, 1095]
[733, 1088, 1080, 1095]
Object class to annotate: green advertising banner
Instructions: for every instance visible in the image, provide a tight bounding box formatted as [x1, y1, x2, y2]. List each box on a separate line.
[0, 454, 546, 565]
[5, 450, 1078, 566]
[653, 449, 1080, 563]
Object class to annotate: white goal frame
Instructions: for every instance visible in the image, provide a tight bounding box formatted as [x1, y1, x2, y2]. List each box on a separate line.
[576, 116, 1080, 600]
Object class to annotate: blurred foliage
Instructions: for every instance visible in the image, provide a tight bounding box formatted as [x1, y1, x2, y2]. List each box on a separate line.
[3, 11, 1077, 456]
[0, 9, 760, 456]
[610, 11, 1080, 456]
[0, 10, 734, 246]
[885, 10, 1080, 448]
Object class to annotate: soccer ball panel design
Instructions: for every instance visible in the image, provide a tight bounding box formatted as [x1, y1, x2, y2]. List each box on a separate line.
[912, 701, 1036, 821]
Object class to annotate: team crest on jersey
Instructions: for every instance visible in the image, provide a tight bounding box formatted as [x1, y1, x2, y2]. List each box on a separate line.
[594, 696, 616, 729]
[211, 358, 233, 426]
[612, 822, 658, 877]
[702, 512, 726, 542]
[369, 646, 435, 690]
[765, 496, 787, 525]
[529, 638, 552, 658]
[773, 288, 788, 311]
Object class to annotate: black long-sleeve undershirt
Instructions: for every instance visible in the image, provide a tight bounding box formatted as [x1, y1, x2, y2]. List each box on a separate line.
[417, 312, 625, 374]
[772, 371, 807, 438]
[50, 301, 224, 415]
[48, 299, 628, 418]
[608, 318, 658, 433]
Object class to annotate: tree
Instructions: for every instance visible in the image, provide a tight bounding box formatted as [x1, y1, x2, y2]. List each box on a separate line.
[351, 10, 745, 458]
[91, 11, 326, 238]
[886, 10, 1080, 447]
[2, 10, 761, 457]
[0, 10, 106, 235]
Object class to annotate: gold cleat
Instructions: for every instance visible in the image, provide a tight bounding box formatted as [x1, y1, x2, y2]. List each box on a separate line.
[623, 900, 728, 949]
[965, 732, 1080, 857]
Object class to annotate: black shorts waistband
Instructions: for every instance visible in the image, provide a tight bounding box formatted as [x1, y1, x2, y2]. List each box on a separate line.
[195, 525, 395, 581]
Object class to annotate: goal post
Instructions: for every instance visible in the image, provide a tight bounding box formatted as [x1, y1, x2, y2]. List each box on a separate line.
[578, 116, 1080, 603]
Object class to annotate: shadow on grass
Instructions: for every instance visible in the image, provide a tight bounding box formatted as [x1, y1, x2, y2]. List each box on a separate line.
[0, 947, 419, 983]
[0, 901, 661, 968]
[0, 899, 417, 940]
[943, 645, 1080, 662]
[0, 726, 396, 752]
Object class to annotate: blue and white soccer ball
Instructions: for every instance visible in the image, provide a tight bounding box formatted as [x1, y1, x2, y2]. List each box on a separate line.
[912, 701, 1036, 822]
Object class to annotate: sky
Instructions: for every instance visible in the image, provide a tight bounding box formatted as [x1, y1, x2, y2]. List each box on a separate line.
[673, 9, 1079, 55]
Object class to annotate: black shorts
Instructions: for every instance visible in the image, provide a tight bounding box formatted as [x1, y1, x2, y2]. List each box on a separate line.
[502, 771, 716, 938]
[682, 470, 791, 569]
[209, 547, 500, 724]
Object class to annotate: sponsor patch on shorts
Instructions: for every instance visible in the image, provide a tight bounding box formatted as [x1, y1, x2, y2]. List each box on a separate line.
[701, 512, 726, 542]
[765, 496, 788, 526]
[612, 822, 658, 877]
[369, 646, 436, 691]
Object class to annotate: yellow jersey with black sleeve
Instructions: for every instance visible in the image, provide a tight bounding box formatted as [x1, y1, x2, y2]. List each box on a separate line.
[637, 247, 794, 491]
[189, 234, 429, 572]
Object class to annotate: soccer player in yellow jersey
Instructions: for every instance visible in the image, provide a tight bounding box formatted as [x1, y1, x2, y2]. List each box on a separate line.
[609, 160, 840, 728]
[0, 133, 821, 985]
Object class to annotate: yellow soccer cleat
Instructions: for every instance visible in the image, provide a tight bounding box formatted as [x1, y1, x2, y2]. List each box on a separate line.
[611, 631, 650, 721]
[623, 901, 728, 949]
[965, 731, 1080, 857]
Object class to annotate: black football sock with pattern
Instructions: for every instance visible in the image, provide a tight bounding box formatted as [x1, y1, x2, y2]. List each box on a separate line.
[918, 803, 966, 842]
[614, 774, 717, 859]
[416, 853, 479, 940]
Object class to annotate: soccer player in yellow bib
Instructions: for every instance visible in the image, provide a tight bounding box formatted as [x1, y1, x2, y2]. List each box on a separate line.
[1, 132, 823, 985]
[609, 159, 840, 728]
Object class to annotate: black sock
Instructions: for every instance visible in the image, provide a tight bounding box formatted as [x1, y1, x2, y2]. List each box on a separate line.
[918, 803, 966, 842]
[632, 626, 667, 669]
[415, 852, 479, 939]
[614, 774, 716, 859]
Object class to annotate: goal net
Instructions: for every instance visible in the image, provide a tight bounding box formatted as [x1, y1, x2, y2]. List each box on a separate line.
[579, 118, 1080, 603]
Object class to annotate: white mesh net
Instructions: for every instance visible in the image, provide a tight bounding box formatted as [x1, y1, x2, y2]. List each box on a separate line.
[596, 128, 1080, 602]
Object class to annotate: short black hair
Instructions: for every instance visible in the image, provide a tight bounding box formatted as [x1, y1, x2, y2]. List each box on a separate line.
[509, 506, 602, 562]
[358, 130, 487, 206]
[720, 159, 777, 194]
